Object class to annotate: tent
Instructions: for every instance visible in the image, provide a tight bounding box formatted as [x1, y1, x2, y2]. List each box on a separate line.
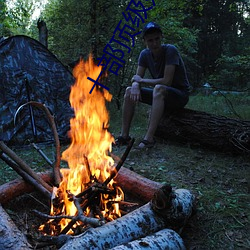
[0, 35, 75, 145]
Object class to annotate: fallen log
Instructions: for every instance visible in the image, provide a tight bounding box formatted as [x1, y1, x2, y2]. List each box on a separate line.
[110, 228, 185, 250]
[155, 108, 250, 154]
[59, 186, 195, 250]
[0, 204, 32, 249]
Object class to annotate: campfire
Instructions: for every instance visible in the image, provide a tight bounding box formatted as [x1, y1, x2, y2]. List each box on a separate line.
[39, 55, 128, 236]
[0, 56, 196, 249]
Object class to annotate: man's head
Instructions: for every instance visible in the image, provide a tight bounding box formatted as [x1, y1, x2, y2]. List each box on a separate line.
[142, 22, 163, 52]
[142, 22, 162, 39]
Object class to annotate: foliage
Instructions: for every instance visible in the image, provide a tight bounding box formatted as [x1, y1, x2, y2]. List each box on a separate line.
[186, 0, 250, 89]
[208, 55, 250, 90]
[149, 0, 199, 85]
[2, 0, 250, 96]
[5, 0, 35, 35]
[0, 0, 12, 36]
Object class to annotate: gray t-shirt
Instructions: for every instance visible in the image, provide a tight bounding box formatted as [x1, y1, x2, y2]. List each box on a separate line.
[138, 44, 190, 91]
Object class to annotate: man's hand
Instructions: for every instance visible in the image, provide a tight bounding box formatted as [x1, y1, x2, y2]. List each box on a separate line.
[131, 74, 142, 83]
[130, 82, 141, 102]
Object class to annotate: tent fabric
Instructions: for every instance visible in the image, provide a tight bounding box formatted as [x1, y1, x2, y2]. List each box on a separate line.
[0, 35, 74, 144]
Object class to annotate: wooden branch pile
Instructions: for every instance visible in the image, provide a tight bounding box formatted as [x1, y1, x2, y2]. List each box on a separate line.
[0, 166, 195, 250]
[0, 150, 196, 250]
[156, 108, 250, 154]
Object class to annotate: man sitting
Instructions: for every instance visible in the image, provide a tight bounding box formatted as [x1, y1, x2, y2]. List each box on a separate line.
[115, 22, 191, 148]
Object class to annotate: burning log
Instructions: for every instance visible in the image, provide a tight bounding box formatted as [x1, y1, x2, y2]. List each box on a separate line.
[59, 185, 195, 250]
[0, 204, 32, 249]
[110, 228, 186, 250]
[156, 108, 250, 154]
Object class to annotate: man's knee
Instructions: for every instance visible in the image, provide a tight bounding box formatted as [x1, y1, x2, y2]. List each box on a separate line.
[153, 84, 166, 98]
[124, 86, 132, 99]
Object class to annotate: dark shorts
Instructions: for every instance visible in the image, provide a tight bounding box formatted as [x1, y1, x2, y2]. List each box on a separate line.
[140, 87, 189, 112]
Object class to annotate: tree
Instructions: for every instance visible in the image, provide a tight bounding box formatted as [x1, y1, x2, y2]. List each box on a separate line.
[0, 0, 12, 36]
[5, 0, 35, 35]
[149, 0, 199, 87]
[186, 0, 250, 89]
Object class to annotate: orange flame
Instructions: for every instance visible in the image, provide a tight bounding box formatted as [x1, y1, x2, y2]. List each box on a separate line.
[43, 55, 123, 234]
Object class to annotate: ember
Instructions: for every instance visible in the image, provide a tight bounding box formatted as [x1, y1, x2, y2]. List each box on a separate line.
[40, 55, 124, 236]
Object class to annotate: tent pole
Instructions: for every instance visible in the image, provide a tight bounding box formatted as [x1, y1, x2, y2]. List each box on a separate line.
[24, 78, 37, 142]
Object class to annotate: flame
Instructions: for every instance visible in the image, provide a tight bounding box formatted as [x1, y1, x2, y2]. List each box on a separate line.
[41, 55, 123, 235]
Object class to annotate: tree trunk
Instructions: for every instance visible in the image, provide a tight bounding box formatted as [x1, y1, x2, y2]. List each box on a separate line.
[155, 108, 250, 154]
[37, 19, 48, 47]
[0, 204, 32, 249]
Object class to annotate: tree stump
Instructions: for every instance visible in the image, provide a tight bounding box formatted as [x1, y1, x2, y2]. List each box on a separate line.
[155, 108, 250, 154]
[37, 19, 48, 47]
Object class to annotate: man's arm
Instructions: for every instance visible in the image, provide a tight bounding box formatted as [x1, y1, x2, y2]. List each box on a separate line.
[132, 64, 176, 87]
[129, 66, 146, 102]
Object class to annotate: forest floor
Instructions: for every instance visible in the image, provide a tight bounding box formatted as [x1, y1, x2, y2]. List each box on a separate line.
[0, 95, 249, 249]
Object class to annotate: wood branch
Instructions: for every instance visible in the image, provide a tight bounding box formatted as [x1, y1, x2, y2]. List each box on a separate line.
[32, 143, 53, 167]
[156, 108, 250, 154]
[110, 228, 185, 250]
[59, 186, 195, 250]
[0, 152, 51, 199]
[0, 204, 32, 249]
[104, 138, 135, 186]
[0, 141, 53, 193]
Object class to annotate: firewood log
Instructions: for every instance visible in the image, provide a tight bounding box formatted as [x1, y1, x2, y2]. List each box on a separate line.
[0, 171, 53, 204]
[59, 186, 195, 250]
[0, 204, 32, 249]
[115, 166, 162, 202]
[110, 228, 186, 250]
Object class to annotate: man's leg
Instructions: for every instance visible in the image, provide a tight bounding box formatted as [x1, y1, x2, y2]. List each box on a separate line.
[120, 87, 136, 138]
[139, 85, 166, 146]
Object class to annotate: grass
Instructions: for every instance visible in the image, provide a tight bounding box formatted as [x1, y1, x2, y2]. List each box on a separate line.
[0, 93, 249, 249]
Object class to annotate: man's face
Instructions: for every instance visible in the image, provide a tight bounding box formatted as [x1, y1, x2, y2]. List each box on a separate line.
[143, 31, 162, 52]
